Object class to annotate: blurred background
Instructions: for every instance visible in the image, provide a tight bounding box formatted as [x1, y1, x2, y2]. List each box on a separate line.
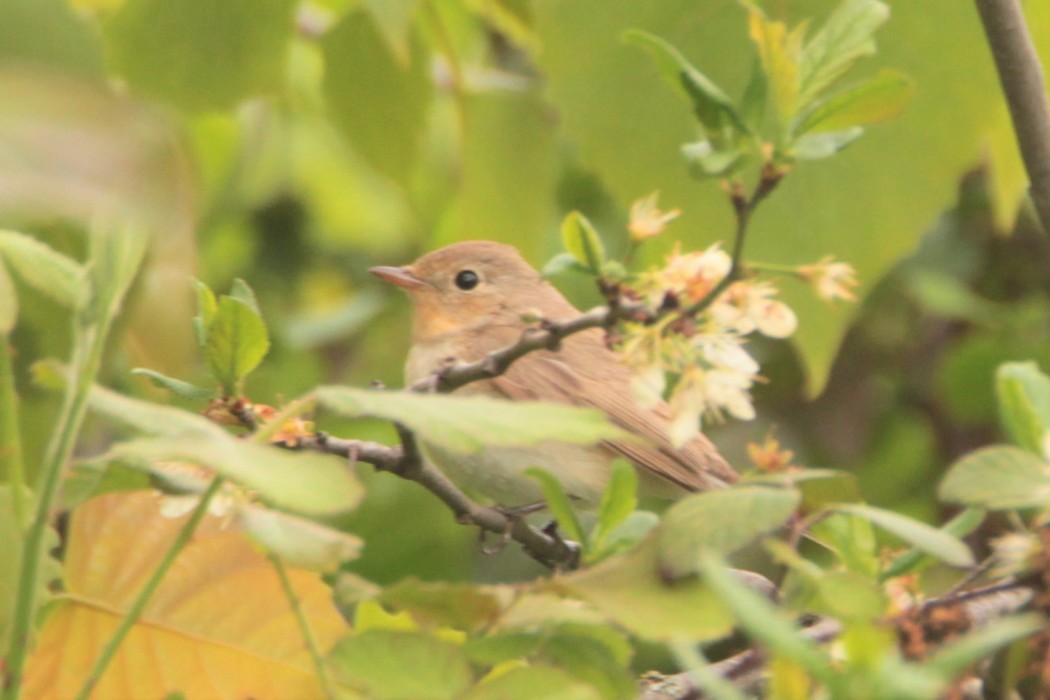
[2, 0, 1048, 584]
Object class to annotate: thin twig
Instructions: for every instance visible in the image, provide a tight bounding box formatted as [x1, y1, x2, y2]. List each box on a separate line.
[975, 0, 1050, 231]
[270, 555, 338, 700]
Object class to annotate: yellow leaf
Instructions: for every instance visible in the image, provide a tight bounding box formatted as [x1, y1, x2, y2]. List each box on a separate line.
[749, 10, 800, 125]
[24, 492, 350, 699]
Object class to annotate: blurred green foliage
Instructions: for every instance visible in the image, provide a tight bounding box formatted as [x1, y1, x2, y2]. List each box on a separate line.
[2, 0, 1050, 696]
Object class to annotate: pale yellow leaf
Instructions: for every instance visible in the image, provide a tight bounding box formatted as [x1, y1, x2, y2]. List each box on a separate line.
[24, 492, 351, 699]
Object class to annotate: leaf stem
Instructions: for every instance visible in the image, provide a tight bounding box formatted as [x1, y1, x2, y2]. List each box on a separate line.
[73, 477, 226, 700]
[4, 327, 112, 700]
[270, 554, 337, 700]
[0, 333, 26, 528]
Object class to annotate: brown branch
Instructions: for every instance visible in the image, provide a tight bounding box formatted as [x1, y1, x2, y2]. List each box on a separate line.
[409, 303, 649, 394]
[636, 581, 1036, 700]
[976, 0, 1050, 231]
[300, 433, 580, 569]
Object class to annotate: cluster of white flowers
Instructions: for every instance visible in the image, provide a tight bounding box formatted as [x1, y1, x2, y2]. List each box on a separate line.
[621, 244, 799, 446]
[617, 193, 859, 447]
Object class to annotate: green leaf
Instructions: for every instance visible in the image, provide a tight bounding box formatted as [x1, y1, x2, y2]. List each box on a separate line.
[592, 459, 637, 554]
[0, 260, 15, 333]
[926, 614, 1044, 680]
[323, 9, 432, 185]
[881, 507, 985, 580]
[327, 629, 473, 700]
[700, 554, 834, 685]
[681, 140, 746, 178]
[528, 467, 588, 548]
[105, 0, 297, 111]
[658, 486, 800, 579]
[740, 58, 769, 129]
[939, 445, 1050, 510]
[560, 211, 606, 274]
[84, 385, 363, 516]
[237, 506, 362, 572]
[560, 535, 734, 642]
[61, 461, 152, 509]
[795, 69, 916, 135]
[532, 0, 1010, 393]
[0, 230, 83, 308]
[205, 296, 270, 396]
[591, 510, 659, 561]
[996, 361, 1050, 455]
[790, 127, 863, 160]
[228, 278, 262, 315]
[191, 279, 217, 348]
[798, 0, 890, 104]
[86, 226, 148, 326]
[832, 503, 974, 567]
[380, 579, 505, 631]
[748, 9, 800, 125]
[462, 666, 600, 700]
[0, 0, 105, 78]
[360, 0, 419, 63]
[542, 252, 590, 278]
[316, 386, 631, 454]
[131, 369, 213, 401]
[623, 29, 747, 137]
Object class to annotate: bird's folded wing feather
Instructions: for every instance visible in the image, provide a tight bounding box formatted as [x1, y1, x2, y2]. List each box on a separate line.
[484, 328, 737, 492]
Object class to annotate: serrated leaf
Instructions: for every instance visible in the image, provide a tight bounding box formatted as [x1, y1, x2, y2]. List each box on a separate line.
[316, 386, 631, 454]
[658, 486, 800, 579]
[833, 503, 974, 567]
[700, 554, 834, 684]
[740, 58, 769, 129]
[237, 505, 362, 572]
[796, 69, 915, 135]
[996, 361, 1050, 455]
[205, 296, 270, 396]
[105, 0, 297, 112]
[0, 260, 15, 333]
[623, 29, 747, 137]
[560, 535, 733, 642]
[528, 467, 587, 547]
[0, 230, 83, 308]
[326, 629, 473, 699]
[939, 445, 1050, 510]
[131, 368, 213, 401]
[799, 0, 890, 104]
[560, 211, 606, 274]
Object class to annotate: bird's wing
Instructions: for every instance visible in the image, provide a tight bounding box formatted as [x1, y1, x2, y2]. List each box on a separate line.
[485, 328, 736, 493]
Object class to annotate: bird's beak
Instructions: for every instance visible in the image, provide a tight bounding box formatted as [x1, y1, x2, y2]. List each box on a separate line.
[369, 265, 425, 290]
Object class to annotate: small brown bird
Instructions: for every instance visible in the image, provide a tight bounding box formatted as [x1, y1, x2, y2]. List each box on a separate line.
[371, 241, 736, 508]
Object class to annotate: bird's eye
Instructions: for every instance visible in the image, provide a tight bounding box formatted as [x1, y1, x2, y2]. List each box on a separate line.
[454, 270, 480, 291]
